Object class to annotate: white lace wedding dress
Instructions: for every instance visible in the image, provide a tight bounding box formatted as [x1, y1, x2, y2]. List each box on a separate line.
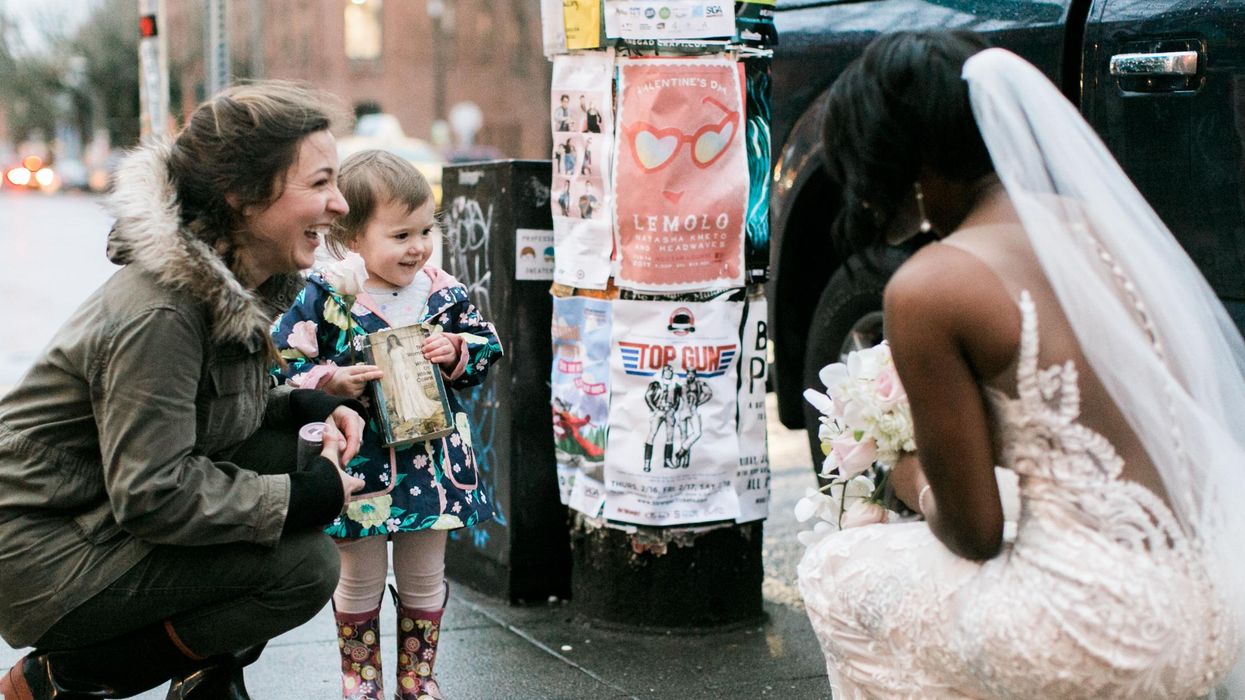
[797, 291, 1236, 699]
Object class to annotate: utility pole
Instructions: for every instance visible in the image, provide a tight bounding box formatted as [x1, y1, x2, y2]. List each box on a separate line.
[137, 0, 169, 139]
[206, 0, 231, 98]
[249, 0, 264, 79]
[427, 0, 450, 122]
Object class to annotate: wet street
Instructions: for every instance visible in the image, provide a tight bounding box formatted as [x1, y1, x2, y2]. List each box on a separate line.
[0, 190, 118, 387]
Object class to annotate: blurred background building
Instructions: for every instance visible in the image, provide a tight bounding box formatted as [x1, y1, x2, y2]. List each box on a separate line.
[0, 0, 551, 195]
[165, 0, 551, 161]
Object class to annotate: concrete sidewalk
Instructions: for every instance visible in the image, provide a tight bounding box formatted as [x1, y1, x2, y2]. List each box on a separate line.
[261, 581, 827, 699]
[0, 576, 829, 700]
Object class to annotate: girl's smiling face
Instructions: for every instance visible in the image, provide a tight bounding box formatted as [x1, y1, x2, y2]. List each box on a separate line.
[352, 198, 436, 291]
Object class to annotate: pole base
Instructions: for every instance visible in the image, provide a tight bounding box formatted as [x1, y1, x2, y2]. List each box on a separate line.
[570, 516, 764, 630]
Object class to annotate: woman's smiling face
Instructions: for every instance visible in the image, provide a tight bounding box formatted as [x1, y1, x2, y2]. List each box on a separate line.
[236, 130, 348, 285]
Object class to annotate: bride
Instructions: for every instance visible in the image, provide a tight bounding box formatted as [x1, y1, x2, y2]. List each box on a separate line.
[797, 31, 1245, 698]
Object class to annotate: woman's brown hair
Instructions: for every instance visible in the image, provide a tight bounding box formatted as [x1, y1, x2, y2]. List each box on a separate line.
[167, 80, 348, 256]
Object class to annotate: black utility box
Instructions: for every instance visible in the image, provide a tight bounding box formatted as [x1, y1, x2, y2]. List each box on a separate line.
[441, 160, 569, 603]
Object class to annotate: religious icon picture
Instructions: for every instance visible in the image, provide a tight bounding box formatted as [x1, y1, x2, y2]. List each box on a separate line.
[362, 324, 455, 446]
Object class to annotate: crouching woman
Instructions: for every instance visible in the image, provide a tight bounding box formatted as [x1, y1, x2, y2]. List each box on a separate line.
[0, 82, 367, 699]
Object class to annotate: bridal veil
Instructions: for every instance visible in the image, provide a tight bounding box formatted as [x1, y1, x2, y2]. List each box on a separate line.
[962, 48, 1245, 695]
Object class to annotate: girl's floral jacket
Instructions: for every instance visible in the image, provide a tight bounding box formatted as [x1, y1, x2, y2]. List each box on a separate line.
[270, 266, 503, 537]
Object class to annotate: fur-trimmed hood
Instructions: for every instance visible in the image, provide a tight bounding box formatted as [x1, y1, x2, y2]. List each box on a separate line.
[104, 140, 297, 347]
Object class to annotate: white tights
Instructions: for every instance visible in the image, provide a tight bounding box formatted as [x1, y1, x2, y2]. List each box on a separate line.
[333, 530, 447, 614]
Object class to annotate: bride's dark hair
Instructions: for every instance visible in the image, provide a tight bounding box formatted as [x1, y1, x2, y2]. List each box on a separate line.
[823, 30, 994, 255]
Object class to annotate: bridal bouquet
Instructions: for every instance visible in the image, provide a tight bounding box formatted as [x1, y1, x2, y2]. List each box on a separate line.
[320, 252, 370, 359]
[795, 342, 916, 545]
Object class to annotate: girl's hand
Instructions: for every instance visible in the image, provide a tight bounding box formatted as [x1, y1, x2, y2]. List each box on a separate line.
[422, 334, 459, 368]
[889, 452, 927, 512]
[319, 428, 365, 508]
[327, 405, 366, 465]
[323, 364, 383, 399]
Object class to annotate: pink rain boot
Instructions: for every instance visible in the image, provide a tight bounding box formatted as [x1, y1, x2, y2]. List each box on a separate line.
[390, 584, 446, 700]
[335, 604, 384, 700]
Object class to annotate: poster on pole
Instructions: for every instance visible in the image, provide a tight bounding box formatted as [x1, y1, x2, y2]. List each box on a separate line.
[540, 0, 567, 56]
[604, 299, 742, 525]
[515, 228, 555, 281]
[734, 293, 770, 522]
[552, 53, 615, 290]
[734, 0, 777, 47]
[743, 57, 772, 282]
[614, 57, 748, 292]
[563, 0, 603, 50]
[604, 1, 735, 40]
[551, 296, 613, 516]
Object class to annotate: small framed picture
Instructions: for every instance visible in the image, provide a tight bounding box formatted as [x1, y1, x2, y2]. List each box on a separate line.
[362, 324, 455, 446]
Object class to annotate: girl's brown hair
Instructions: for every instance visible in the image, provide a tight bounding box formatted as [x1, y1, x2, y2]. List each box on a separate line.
[326, 149, 434, 259]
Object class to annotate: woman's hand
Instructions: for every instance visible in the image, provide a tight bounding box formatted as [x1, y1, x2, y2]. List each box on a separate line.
[326, 405, 366, 465]
[889, 452, 927, 513]
[319, 428, 365, 507]
[323, 364, 383, 399]
[422, 334, 459, 369]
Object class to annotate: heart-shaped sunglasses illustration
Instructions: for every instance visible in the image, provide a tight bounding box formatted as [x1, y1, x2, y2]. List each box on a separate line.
[623, 96, 740, 173]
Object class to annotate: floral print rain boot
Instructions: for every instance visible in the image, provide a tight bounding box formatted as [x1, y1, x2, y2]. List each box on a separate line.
[391, 584, 446, 700]
[336, 604, 384, 700]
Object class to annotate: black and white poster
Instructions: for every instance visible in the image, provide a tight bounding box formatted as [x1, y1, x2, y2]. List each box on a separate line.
[604, 299, 742, 525]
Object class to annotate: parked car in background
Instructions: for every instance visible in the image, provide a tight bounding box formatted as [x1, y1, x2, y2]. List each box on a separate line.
[338, 113, 445, 204]
[3, 155, 60, 193]
[766, 0, 1245, 461]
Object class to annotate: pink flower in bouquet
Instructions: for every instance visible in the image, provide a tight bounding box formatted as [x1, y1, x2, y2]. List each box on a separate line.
[829, 434, 877, 479]
[875, 361, 907, 410]
[286, 320, 319, 358]
[841, 500, 890, 529]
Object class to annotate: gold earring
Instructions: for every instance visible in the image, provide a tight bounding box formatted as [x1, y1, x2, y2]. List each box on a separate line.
[914, 183, 932, 234]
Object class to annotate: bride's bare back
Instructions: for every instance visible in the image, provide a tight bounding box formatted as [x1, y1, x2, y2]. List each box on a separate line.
[885, 183, 1169, 557]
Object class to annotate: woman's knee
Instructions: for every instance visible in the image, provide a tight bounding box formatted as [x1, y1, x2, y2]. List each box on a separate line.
[269, 531, 340, 616]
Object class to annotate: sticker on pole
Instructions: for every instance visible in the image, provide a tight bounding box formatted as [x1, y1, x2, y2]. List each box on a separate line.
[604, 1, 735, 40]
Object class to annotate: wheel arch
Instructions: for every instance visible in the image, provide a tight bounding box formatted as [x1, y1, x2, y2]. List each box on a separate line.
[769, 92, 841, 429]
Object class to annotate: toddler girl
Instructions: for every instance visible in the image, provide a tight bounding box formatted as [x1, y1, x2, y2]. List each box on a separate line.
[272, 150, 502, 699]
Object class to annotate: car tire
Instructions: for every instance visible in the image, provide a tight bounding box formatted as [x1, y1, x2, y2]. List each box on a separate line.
[800, 250, 907, 473]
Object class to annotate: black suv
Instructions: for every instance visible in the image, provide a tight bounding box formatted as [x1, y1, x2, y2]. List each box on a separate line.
[767, 0, 1245, 458]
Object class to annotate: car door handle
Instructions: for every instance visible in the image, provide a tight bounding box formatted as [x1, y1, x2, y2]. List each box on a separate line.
[1109, 51, 1198, 77]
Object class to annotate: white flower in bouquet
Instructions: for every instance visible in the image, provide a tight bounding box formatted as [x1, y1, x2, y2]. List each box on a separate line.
[322, 251, 370, 297]
[794, 474, 874, 523]
[797, 341, 915, 545]
[794, 475, 882, 546]
[320, 252, 370, 361]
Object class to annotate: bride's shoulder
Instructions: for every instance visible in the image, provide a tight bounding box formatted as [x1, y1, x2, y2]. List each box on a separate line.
[885, 242, 994, 310]
[885, 243, 1020, 360]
